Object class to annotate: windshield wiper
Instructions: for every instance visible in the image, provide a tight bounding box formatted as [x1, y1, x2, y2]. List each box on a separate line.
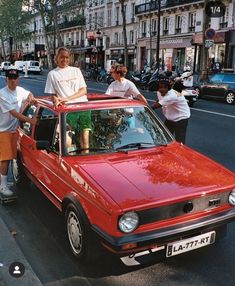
[116, 142, 156, 151]
[68, 147, 110, 154]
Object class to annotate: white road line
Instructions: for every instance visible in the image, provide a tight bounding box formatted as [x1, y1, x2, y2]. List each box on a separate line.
[191, 107, 235, 118]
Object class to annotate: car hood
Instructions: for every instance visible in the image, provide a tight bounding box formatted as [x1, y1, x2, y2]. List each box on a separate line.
[68, 143, 235, 211]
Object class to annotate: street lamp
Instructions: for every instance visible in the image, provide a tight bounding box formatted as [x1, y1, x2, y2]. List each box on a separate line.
[25, 43, 29, 60]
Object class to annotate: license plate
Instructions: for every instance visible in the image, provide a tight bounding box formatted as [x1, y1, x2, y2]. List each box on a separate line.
[166, 231, 216, 257]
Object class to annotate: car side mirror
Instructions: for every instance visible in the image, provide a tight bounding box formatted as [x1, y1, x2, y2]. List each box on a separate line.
[36, 140, 51, 153]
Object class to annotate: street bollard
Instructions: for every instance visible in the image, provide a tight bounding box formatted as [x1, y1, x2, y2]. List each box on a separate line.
[24, 62, 28, 78]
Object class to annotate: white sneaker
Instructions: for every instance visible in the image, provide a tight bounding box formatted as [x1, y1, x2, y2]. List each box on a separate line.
[0, 186, 14, 196]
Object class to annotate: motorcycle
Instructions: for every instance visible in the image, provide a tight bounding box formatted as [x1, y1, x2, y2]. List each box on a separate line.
[130, 69, 152, 90]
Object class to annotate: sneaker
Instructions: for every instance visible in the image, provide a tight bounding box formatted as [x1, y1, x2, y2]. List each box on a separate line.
[0, 186, 14, 196]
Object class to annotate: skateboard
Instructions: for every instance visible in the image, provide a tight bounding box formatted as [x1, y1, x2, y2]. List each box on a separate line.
[0, 192, 17, 205]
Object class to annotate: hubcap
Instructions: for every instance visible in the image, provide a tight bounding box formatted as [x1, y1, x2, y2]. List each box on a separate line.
[226, 93, 234, 104]
[12, 159, 19, 182]
[67, 211, 82, 254]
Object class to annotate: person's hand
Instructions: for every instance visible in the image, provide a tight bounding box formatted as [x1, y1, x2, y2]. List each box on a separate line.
[28, 116, 38, 125]
[28, 93, 37, 105]
[53, 96, 65, 108]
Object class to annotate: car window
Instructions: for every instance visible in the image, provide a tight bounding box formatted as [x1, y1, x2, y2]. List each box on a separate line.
[222, 74, 235, 83]
[210, 74, 224, 83]
[65, 106, 172, 155]
[21, 104, 37, 135]
[35, 107, 59, 153]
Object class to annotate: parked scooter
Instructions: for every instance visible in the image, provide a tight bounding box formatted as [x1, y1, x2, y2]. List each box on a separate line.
[130, 69, 152, 90]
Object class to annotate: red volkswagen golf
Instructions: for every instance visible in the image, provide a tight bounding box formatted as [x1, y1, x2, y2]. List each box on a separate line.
[14, 94, 235, 264]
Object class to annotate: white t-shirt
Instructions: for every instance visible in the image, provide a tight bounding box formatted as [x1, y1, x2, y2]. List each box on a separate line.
[105, 78, 140, 99]
[44, 66, 87, 102]
[0, 86, 30, 132]
[158, 89, 190, 122]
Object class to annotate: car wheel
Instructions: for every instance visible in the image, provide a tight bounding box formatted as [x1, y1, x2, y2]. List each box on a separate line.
[12, 157, 29, 186]
[225, 92, 235, 105]
[65, 203, 99, 262]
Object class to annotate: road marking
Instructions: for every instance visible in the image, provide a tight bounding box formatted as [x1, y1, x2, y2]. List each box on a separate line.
[191, 107, 235, 119]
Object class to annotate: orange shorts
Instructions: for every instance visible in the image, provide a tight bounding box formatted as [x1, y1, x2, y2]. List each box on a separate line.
[0, 132, 17, 161]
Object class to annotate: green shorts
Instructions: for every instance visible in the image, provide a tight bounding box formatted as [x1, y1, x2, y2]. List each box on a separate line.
[67, 111, 92, 131]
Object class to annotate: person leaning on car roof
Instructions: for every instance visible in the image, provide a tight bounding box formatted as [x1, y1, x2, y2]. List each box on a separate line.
[0, 69, 37, 197]
[152, 77, 190, 144]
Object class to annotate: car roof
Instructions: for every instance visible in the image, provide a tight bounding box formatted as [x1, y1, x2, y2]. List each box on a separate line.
[36, 93, 145, 112]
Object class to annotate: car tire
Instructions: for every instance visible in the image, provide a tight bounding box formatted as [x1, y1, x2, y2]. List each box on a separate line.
[225, 91, 235, 105]
[12, 157, 29, 186]
[65, 203, 99, 262]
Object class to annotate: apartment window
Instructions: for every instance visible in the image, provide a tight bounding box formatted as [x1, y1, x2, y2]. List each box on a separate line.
[114, 32, 118, 45]
[175, 15, 182, 34]
[141, 21, 146, 37]
[130, 30, 134, 44]
[189, 12, 196, 32]
[220, 6, 228, 28]
[100, 11, 104, 27]
[152, 19, 157, 36]
[107, 9, 112, 26]
[163, 17, 169, 35]
[94, 12, 98, 29]
[116, 7, 119, 25]
[131, 3, 135, 23]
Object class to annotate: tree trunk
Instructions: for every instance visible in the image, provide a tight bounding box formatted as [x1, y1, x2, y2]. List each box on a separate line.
[120, 1, 128, 67]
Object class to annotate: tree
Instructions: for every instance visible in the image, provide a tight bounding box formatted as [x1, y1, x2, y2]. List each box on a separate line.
[0, 0, 30, 61]
[119, 0, 128, 67]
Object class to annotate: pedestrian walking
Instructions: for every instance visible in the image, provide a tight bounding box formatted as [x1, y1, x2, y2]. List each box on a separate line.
[152, 78, 190, 144]
[44, 47, 91, 152]
[105, 64, 148, 104]
[0, 69, 37, 196]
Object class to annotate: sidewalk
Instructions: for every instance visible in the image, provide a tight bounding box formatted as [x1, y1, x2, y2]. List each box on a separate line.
[0, 216, 42, 286]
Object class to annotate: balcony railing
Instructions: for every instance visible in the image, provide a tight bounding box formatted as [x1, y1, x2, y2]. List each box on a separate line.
[59, 18, 86, 30]
[135, 0, 203, 15]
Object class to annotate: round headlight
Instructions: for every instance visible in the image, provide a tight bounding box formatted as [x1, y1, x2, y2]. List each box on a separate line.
[118, 211, 139, 233]
[229, 189, 235, 206]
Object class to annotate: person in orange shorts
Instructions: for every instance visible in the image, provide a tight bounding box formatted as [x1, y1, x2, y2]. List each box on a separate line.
[0, 69, 37, 196]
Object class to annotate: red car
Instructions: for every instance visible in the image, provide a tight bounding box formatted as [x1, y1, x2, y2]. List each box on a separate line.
[14, 94, 235, 264]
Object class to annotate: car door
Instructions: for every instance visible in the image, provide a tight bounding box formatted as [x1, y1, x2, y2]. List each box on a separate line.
[208, 74, 225, 97]
[33, 107, 71, 204]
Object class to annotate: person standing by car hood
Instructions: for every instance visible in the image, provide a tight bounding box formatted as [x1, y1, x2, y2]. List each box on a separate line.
[0, 69, 37, 196]
[152, 78, 190, 144]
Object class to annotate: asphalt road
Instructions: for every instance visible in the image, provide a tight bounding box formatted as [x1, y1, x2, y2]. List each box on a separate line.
[0, 75, 235, 286]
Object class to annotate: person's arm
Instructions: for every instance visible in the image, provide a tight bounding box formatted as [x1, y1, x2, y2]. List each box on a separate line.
[59, 87, 87, 103]
[27, 92, 37, 105]
[151, 101, 162, 109]
[136, 93, 148, 104]
[10, 109, 37, 125]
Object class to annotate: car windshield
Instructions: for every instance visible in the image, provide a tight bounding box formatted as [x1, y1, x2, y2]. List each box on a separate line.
[210, 74, 224, 83]
[64, 106, 172, 155]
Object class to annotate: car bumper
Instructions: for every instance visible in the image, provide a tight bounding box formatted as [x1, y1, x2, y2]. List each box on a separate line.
[91, 208, 235, 254]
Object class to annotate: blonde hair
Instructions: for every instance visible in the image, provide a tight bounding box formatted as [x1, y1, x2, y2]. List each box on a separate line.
[54, 47, 71, 65]
[110, 64, 127, 77]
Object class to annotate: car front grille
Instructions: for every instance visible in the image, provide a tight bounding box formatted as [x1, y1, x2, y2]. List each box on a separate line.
[138, 191, 231, 226]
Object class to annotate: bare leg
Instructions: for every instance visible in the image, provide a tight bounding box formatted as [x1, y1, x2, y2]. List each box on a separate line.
[80, 130, 90, 154]
[0, 160, 10, 176]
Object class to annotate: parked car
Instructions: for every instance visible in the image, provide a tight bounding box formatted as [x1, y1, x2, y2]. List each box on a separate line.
[14, 61, 25, 72]
[0, 61, 11, 72]
[13, 94, 235, 264]
[24, 60, 43, 74]
[195, 73, 235, 104]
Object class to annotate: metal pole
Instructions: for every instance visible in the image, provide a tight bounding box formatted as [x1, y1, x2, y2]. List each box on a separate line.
[156, 0, 161, 71]
[201, 0, 210, 80]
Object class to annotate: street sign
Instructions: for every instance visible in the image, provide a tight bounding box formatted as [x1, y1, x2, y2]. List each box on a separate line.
[205, 39, 214, 48]
[205, 28, 216, 40]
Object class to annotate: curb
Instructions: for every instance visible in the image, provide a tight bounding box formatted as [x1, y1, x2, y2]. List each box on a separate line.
[0, 217, 42, 286]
